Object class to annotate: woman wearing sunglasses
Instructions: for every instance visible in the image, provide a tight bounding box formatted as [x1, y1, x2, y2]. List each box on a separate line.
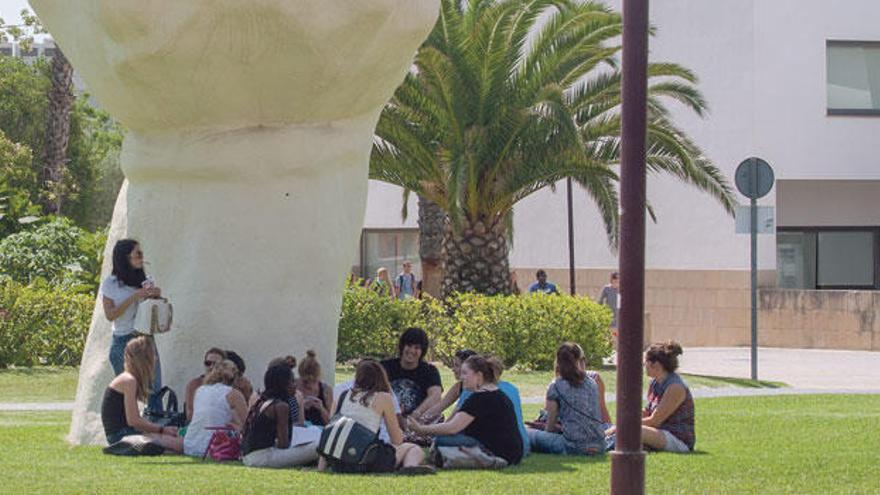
[101, 239, 164, 411]
[185, 348, 228, 422]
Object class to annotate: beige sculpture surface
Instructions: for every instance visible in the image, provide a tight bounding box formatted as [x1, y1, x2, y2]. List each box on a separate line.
[29, 0, 439, 445]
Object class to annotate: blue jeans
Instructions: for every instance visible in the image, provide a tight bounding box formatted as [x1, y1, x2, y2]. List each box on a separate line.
[109, 333, 163, 412]
[528, 429, 605, 456]
[434, 434, 483, 448]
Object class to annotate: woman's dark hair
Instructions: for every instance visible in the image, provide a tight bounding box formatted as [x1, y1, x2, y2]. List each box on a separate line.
[225, 350, 246, 374]
[455, 349, 478, 362]
[645, 341, 684, 373]
[204, 348, 227, 361]
[298, 350, 321, 381]
[397, 327, 430, 360]
[111, 239, 146, 288]
[556, 342, 587, 386]
[351, 359, 392, 407]
[463, 355, 503, 384]
[243, 363, 292, 439]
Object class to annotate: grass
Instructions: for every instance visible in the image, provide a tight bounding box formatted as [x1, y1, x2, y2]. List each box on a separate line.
[0, 395, 876, 494]
[0, 365, 784, 404]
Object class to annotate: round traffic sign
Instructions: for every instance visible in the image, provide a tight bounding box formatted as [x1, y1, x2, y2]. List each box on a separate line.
[735, 157, 774, 199]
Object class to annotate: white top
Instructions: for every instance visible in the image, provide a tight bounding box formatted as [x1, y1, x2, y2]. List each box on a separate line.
[334, 381, 400, 442]
[100, 275, 139, 336]
[338, 391, 382, 433]
[183, 383, 235, 457]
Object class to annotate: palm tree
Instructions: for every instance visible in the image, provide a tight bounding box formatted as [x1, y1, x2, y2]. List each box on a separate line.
[43, 45, 74, 214]
[371, 0, 734, 298]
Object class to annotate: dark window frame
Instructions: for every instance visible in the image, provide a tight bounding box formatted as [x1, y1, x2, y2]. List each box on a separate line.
[826, 40, 880, 116]
[358, 228, 420, 279]
[777, 226, 880, 290]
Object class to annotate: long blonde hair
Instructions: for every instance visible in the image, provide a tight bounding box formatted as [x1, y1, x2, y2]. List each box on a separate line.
[205, 359, 239, 386]
[124, 336, 156, 401]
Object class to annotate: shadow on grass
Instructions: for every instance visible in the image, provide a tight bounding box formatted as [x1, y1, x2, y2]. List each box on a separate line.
[680, 374, 786, 389]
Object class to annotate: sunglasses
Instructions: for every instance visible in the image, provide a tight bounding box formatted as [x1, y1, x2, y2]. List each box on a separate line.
[204, 360, 217, 367]
[130, 250, 144, 258]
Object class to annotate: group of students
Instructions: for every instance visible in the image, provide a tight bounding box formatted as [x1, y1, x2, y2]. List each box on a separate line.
[98, 239, 695, 473]
[100, 329, 696, 474]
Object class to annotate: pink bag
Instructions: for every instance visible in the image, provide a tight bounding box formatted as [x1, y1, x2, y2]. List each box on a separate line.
[203, 426, 241, 462]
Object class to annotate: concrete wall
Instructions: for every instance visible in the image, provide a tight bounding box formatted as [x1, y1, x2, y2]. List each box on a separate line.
[778, 180, 880, 227]
[760, 289, 880, 351]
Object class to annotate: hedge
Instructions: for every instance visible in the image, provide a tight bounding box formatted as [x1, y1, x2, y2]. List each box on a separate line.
[338, 283, 613, 370]
[0, 279, 93, 367]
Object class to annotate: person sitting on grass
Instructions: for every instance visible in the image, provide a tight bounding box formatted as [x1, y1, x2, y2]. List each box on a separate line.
[527, 343, 606, 456]
[225, 350, 255, 404]
[101, 336, 183, 455]
[184, 347, 227, 422]
[183, 359, 248, 457]
[295, 350, 333, 426]
[319, 359, 432, 474]
[408, 355, 523, 467]
[241, 363, 319, 468]
[269, 356, 306, 427]
[381, 327, 442, 420]
[638, 341, 695, 453]
[421, 349, 531, 457]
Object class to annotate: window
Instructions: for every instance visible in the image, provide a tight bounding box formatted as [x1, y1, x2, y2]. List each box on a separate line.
[777, 228, 879, 289]
[827, 41, 880, 115]
[358, 229, 420, 282]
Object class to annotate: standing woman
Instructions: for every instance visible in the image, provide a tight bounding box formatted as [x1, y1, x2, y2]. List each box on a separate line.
[101, 239, 163, 410]
[101, 336, 182, 454]
[295, 350, 332, 426]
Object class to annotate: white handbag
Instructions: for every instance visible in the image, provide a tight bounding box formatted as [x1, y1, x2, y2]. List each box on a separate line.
[134, 298, 173, 335]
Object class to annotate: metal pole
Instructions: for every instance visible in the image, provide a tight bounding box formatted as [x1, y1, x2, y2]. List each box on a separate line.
[750, 159, 758, 381]
[611, 0, 649, 493]
[567, 177, 576, 296]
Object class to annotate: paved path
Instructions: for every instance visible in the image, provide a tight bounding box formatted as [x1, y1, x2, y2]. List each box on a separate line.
[678, 347, 880, 390]
[2, 348, 877, 411]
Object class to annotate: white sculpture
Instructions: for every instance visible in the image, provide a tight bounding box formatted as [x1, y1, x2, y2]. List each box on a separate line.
[30, 0, 439, 445]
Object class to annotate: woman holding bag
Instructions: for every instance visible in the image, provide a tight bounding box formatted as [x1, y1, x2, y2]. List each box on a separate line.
[101, 239, 163, 411]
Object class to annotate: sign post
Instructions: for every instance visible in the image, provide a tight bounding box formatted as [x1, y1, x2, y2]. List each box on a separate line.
[734, 157, 774, 381]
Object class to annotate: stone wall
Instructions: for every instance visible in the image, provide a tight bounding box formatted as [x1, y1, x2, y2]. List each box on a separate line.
[518, 268, 879, 351]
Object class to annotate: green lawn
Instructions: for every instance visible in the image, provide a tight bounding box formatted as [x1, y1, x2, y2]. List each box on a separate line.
[0, 395, 876, 494]
[0, 366, 784, 404]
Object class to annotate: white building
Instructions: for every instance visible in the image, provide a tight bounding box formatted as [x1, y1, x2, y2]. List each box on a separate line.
[359, 0, 880, 351]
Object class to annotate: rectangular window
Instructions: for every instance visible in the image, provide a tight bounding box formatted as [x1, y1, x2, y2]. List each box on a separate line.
[827, 41, 880, 115]
[359, 229, 420, 283]
[777, 228, 879, 289]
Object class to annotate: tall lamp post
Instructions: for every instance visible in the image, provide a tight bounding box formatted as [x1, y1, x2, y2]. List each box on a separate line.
[611, 0, 650, 493]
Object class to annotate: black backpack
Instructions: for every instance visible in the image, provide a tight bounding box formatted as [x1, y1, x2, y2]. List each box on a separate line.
[317, 391, 394, 473]
[142, 386, 187, 428]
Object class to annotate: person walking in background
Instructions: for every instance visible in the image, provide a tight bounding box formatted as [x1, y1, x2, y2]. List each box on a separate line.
[372, 267, 396, 299]
[528, 269, 559, 295]
[395, 261, 418, 300]
[509, 271, 521, 295]
[598, 272, 620, 354]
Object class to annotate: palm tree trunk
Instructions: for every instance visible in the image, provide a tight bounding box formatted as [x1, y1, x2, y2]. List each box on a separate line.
[441, 217, 511, 298]
[43, 47, 75, 215]
[417, 195, 445, 298]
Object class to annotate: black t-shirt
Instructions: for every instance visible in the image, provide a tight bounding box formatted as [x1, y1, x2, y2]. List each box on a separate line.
[460, 389, 523, 465]
[380, 358, 442, 415]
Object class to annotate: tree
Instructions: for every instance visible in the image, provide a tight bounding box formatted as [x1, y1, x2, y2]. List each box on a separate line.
[0, 130, 41, 237]
[43, 45, 74, 215]
[371, 0, 734, 298]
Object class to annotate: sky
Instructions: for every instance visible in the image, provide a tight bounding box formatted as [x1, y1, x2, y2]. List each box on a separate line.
[0, 0, 30, 25]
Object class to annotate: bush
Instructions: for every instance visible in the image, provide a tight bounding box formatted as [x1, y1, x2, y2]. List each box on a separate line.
[0, 279, 93, 367]
[0, 217, 106, 295]
[337, 283, 612, 370]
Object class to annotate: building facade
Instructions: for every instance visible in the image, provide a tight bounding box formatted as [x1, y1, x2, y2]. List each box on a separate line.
[359, 0, 880, 350]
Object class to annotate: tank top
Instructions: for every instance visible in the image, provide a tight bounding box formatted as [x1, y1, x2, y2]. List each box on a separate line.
[101, 387, 128, 437]
[184, 383, 235, 456]
[645, 373, 695, 450]
[242, 399, 292, 455]
[338, 391, 382, 433]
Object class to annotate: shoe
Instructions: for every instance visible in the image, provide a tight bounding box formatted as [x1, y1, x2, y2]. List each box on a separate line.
[398, 465, 436, 476]
[103, 439, 139, 456]
[130, 437, 165, 456]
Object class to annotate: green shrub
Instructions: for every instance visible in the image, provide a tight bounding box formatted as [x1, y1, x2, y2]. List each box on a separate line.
[0, 217, 106, 295]
[0, 279, 93, 367]
[337, 283, 612, 370]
